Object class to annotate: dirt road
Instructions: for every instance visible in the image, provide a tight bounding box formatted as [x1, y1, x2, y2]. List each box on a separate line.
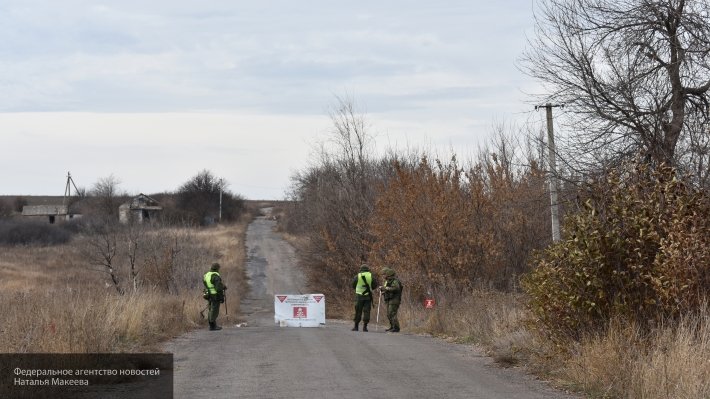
[165, 211, 575, 399]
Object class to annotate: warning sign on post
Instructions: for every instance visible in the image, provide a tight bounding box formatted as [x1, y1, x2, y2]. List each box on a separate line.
[274, 294, 325, 327]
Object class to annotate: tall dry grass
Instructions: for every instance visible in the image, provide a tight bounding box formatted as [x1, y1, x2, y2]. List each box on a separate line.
[0, 290, 191, 353]
[561, 307, 710, 398]
[394, 287, 535, 366]
[0, 222, 248, 353]
[392, 286, 709, 398]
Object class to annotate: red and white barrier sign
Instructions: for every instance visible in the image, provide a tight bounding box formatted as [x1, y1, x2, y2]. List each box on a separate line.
[274, 294, 326, 327]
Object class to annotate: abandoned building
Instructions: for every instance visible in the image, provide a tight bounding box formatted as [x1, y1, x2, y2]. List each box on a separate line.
[21, 204, 81, 224]
[19, 173, 84, 224]
[119, 193, 162, 224]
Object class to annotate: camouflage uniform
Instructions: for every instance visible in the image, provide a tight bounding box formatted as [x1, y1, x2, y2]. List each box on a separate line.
[352, 264, 378, 332]
[380, 268, 401, 332]
[203, 262, 227, 331]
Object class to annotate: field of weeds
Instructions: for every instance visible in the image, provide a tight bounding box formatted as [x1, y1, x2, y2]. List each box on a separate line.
[0, 222, 249, 353]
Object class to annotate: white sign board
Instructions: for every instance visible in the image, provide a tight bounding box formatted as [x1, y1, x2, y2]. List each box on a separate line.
[274, 294, 326, 327]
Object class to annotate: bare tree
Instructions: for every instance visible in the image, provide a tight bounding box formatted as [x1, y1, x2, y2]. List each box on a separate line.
[522, 0, 710, 168]
[287, 95, 381, 299]
[125, 222, 146, 293]
[676, 115, 710, 186]
[328, 94, 372, 182]
[90, 174, 124, 220]
[82, 220, 124, 295]
[81, 220, 208, 295]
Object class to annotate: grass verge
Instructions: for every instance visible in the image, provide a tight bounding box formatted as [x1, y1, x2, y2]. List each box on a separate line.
[396, 289, 709, 398]
[0, 221, 249, 353]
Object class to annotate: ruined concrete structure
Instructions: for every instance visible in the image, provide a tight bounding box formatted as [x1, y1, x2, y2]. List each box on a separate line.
[119, 193, 162, 224]
[21, 205, 80, 224]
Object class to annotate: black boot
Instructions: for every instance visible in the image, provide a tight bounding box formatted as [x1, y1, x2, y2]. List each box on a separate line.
[209, 322, 222, 331]
[351, 322, 359, 331]
[363, 323, 368, 332]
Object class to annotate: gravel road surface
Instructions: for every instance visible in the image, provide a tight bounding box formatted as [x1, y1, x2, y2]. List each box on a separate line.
[165, 211, 576, 399]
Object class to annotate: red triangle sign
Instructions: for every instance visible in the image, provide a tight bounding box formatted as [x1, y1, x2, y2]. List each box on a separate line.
[313, 295, 324, 303]
[276, 295, 288, 303]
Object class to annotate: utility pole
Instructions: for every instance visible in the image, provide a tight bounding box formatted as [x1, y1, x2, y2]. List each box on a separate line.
[218, 178, 224, 223]
[63, 172, 81, 206]
[536, 103, 563, 242]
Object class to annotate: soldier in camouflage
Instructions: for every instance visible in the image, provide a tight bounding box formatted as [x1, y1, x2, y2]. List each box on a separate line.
[379, 268, 401, 333]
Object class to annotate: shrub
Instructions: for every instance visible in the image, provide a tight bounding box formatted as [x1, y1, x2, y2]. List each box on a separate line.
[176, 170, 245, 225]
[0, 220, 73, 246]
[523, 162, 710, 340]
[0, 199, 12, 218]
[369, 157, 494, 297]
[368, 154, 550, 299]
[13, 197, 28, 213]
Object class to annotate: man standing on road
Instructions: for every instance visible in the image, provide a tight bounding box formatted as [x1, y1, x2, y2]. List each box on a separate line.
[352, 264, 377, 332]
[379, 268, 402, 333]
[203, 262, 227, 331]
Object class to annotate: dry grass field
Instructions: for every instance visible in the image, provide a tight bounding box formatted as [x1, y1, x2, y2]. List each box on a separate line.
[0, 221, 249, 353]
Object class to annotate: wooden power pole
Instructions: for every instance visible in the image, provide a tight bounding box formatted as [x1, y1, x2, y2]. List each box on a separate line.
[536, 103, 563, 242]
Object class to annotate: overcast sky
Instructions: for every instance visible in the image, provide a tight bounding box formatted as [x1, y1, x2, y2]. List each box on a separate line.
[0, 0, 543, 200]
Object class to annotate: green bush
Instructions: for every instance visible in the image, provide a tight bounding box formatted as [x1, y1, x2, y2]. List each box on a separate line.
[523, 163, 710, 340]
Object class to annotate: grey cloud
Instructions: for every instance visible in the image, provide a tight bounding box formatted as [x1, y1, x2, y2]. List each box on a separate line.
[0, 0, 535, 118]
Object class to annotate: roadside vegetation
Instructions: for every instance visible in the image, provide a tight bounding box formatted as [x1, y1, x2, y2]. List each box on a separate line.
[0, 222, 249, 353]
[281, 90, 709, 397]
[0, 170, 251, 353]
[278, 1, 710, 396]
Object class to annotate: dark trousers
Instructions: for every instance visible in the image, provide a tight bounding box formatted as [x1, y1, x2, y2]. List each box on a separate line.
[208, 299, 221, 323]
[386, 301, 400, 329]
[353, 295, 372, 324]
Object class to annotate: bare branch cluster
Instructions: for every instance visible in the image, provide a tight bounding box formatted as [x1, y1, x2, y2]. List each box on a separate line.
[285, 102, 556, 306]
[80, 220, 214, 295]
[285, 96, 381, 299]
[522, 0, 710, 170]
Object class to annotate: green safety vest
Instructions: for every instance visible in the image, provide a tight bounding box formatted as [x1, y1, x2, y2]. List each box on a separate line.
[355, 272, 373, 296]
[203, 271, 220, 295]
